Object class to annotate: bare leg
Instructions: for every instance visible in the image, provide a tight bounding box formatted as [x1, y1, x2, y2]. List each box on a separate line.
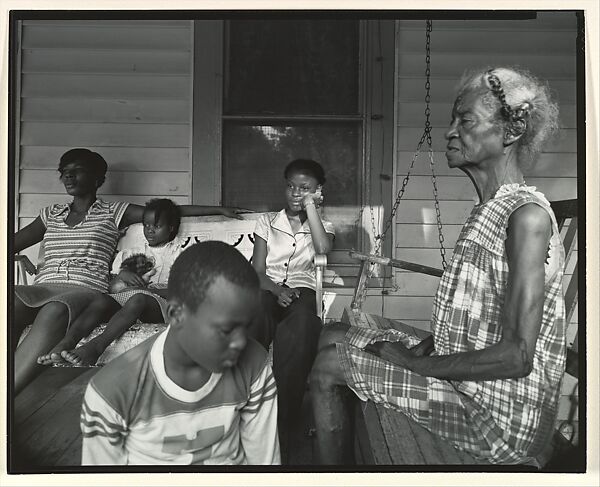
[62, 294, 161, 366]
[12, 297, 39, 350]
[37, 294, 120, 365]
[309, 325, 355, 465]
[15, 302, 69, 395]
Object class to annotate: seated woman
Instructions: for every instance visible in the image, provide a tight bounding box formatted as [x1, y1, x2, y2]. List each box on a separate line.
[310, 66, 566, 466]
[249, 159, 335, 463]
[37, 198, 183, 366]
[13, 148, 243, 394]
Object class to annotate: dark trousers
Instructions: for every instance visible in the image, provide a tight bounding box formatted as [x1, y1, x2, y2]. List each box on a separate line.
[249, 287, 322, 461]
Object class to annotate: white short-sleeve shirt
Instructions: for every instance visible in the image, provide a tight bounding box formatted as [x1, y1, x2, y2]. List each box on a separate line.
[254, 209, 335, 291]
[111, 237, 183, 288]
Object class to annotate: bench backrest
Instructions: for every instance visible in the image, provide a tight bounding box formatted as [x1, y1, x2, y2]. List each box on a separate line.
[117, 213, 266, 261]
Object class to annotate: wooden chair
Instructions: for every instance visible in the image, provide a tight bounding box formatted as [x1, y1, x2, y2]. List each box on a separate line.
[344, 198, 580, 468]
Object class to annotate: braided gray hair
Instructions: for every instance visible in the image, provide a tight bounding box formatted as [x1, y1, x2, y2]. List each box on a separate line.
[456, 66, 560, 169]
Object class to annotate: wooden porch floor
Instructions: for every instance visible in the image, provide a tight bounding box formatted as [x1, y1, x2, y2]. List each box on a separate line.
[10, 366, 313, 471]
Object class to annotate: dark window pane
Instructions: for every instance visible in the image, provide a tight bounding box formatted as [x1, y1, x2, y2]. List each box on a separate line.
[225, 20, 359, 115]
[222, 122, 360, 248]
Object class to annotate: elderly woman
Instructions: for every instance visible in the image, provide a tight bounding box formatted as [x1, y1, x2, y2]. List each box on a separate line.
[13, 148, 242, 394]
[309, 66, 566, 466]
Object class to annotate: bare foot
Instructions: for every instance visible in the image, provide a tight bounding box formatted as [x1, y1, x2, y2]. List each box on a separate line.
[60, 340, 105, 367]
[37, 337, 77, 366]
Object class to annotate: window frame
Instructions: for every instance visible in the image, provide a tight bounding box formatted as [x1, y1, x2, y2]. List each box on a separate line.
[191, 19, 395, 279]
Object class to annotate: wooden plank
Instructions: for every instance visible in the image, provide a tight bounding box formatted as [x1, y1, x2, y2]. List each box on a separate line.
[15, 368, 98, 467]
[395, 223, 462, 248]
[394, 200, 474, 224]
[22, 49, 191, 75]
[396, 127, 577, 152]
[21, 146, 190, 171]
[397, 53, 576, 79]
[14, 367, 89, 426]
[394, 151, 578, 177]
[20, 169, 190, 196]
[21, 98, 192, 124]
[354, 401, 376, 464]
[54, 435, 83, 467]
[393, 175, 577, 201]
[22, 24, 192, 50]
[360, 401, 395, 464]
[22, 20, 191, 27]
[396, 78, 576, 104]
[397, 103, 577, 129]
[20, 122, 190, 147]
[377, 406, 425, 464]
[349, 250, 443, 277]
[398, 14, 577, 31]
[396, 29, 576, 55]
[19, 194, 189, 218]
[21, 74, 191, 100]
[358, 296, 435, 321]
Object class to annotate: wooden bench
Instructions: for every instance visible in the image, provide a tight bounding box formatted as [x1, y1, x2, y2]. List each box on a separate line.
[17, 212, 328, 365]
[345, 199, 581, 469]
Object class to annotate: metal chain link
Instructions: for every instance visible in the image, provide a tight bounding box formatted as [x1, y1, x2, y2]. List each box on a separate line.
[372, 19, 448, 270]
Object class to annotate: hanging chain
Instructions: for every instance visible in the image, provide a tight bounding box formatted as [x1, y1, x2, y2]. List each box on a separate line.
[372, 19, 447, 270]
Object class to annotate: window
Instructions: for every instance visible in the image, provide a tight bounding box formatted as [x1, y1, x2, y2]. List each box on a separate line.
[222, 20, 362, 250]
[192, 19, 394, 278]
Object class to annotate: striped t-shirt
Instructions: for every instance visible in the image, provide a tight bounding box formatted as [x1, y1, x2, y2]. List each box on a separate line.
[34, 199, 130, 292]
[80, 329, 280, 465]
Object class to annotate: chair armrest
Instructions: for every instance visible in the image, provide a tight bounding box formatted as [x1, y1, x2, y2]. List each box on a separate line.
[314, 254, 327, 319]
[15, 255, 38, 284]
[349, 251, 443, 278]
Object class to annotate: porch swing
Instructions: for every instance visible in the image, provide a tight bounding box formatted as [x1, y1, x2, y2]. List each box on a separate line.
[345, 20, 448, 325]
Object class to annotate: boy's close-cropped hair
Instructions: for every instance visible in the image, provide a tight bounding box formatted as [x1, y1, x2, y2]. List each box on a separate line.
[283, 159, 326, 185]
[168, 241, 259, 312]
[145, 198, 182, 239]
[58, 148, 108, 187]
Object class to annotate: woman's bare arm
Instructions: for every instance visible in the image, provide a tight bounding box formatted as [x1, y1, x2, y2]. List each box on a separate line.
[302, 192, 333, 254]
[14, 217, 46, 253]
[370, 204, 552, 381]
[251, 235, 282, 295]
[119, 204, 246, 229]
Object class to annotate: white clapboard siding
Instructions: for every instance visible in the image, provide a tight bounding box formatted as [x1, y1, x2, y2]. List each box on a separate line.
[17, 20, 193, 232]
[20, 146, 190, 172]
[392, 12, 578, 329]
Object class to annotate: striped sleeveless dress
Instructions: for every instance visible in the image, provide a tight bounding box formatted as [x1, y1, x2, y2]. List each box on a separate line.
[15, 199, 130, 326]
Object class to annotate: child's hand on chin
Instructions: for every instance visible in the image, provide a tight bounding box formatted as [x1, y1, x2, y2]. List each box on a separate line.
[301, 189, 323, 209]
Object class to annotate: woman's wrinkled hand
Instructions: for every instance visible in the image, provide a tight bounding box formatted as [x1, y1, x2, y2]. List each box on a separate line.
[410, 335, 435, 357]
[276, 287, 300, 307]
[364, 340, 414, 367]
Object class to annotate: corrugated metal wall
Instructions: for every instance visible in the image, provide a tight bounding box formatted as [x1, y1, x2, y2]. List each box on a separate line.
[17, 19, 194, 264]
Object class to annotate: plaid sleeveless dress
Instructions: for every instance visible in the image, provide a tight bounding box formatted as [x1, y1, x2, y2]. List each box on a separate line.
[337, 185, 566, 465]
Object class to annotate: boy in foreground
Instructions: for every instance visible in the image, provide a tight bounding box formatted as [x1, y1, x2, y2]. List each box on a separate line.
[80, 241, 280, 465]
